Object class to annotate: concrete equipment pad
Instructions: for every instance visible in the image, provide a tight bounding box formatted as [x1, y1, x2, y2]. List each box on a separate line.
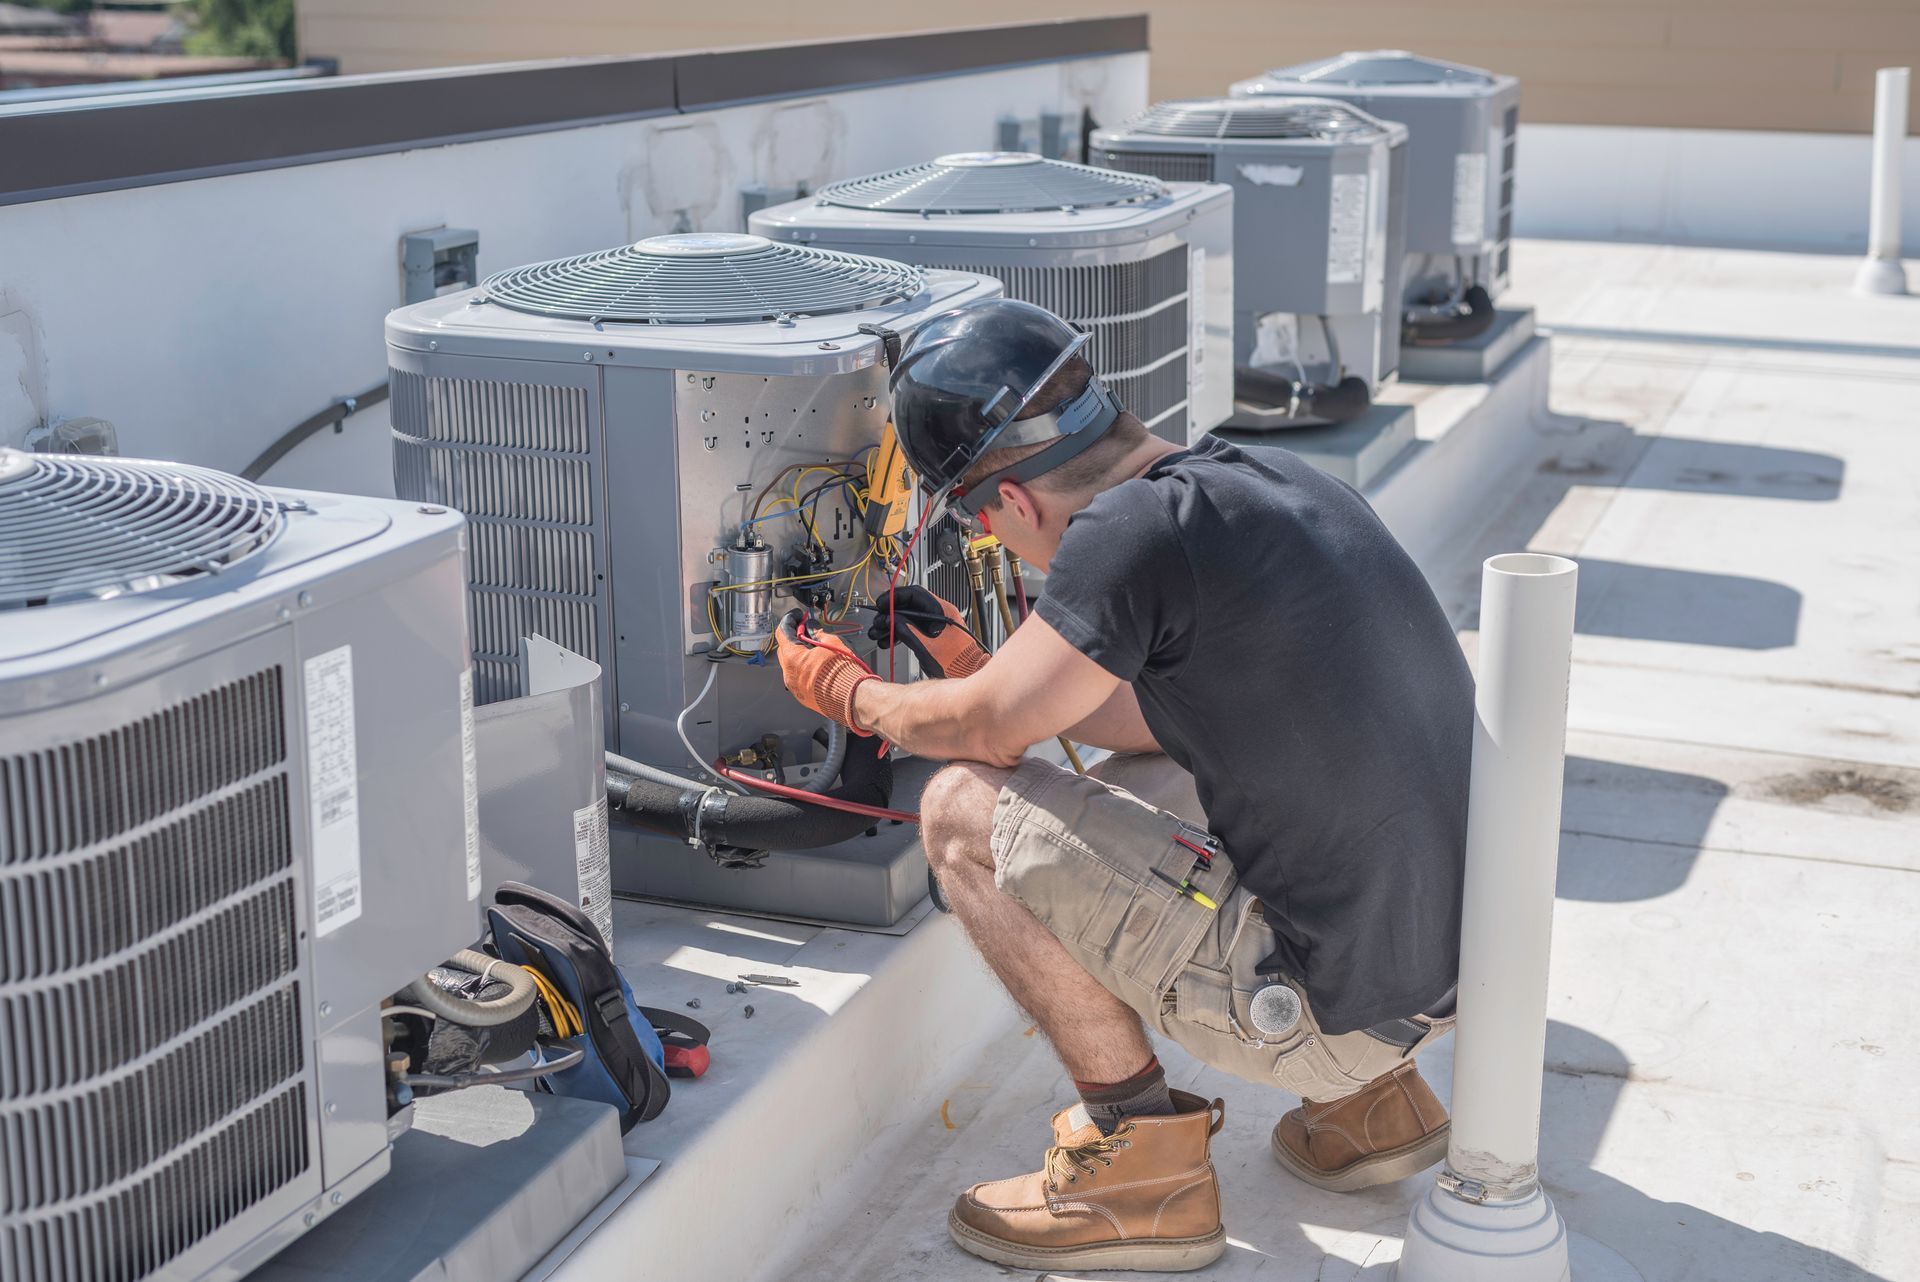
[1399, 306, 1538, 383]
[254, 1091, 636, 1282]
[1217, 401, 1416, 490]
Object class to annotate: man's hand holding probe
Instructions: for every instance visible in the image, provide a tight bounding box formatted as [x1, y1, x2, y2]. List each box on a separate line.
[776, 587, 1160, 766]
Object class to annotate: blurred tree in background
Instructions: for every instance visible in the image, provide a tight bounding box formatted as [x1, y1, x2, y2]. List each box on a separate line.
[174, 0, 294, 60]
[10, 0, 95, 12]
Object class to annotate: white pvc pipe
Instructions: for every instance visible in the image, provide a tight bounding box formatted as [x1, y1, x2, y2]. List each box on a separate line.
[1398, 552, 1609, 1282]
[1855, 67, 1910, 296]
[1444, 552, 1577, 1199]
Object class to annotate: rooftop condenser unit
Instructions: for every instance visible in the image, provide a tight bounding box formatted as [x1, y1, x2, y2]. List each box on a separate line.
[1233, 51, 1519, 346]
[748, 152, 1234, 446]
[1091, 99, 1409, 429]
[0, 450, 477, 1282]
[387, 232, 1001, 926]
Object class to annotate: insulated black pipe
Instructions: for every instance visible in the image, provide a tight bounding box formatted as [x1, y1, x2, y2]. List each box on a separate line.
[1232, 368, 1373, 427]
[606, 739, 895, 852]
[1404, 285, 1496, 346]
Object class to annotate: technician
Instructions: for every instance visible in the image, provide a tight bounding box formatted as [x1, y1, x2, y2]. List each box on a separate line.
[775, 298, 1473, 1274]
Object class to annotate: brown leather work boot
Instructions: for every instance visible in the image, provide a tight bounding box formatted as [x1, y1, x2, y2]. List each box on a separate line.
[1271, 1061, 1450, 1192]
[948, 1089, 1227, 1272]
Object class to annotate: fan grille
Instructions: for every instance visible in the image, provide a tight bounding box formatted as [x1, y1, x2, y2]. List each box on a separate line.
[1122, 98, 1386, 142]
[818, 152, 1167, 214]
[479, 232, 927, 324]
[0, 451, 285, 610]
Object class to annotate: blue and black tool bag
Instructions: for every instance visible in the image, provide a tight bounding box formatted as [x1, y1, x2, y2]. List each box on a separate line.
[487, 881, 708, 1131]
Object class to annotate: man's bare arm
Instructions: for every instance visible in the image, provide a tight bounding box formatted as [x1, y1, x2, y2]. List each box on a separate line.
[1063, 683, 1160, 754]
[852, 614, 1120, 766]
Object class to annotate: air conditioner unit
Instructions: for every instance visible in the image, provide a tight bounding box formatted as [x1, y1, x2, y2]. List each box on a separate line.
[1091, 99, 1409, 429]
[0, 450, 477, 1282]
[747, 152, 1234, 447]
[1233, 51, 1519, 344]
[386, 232, 1001, 926]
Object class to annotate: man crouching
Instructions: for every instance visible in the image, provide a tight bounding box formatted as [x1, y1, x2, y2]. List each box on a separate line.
[776, 299, 1471, 1273]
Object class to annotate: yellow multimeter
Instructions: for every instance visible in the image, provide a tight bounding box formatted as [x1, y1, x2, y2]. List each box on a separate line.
[863, 418, 915, 540]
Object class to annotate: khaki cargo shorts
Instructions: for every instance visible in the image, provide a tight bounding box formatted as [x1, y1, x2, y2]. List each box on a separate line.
[990, 752, 1452, 1102]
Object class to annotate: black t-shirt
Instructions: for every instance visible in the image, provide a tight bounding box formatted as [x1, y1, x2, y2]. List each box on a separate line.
[1036, 435, 1472, 1034]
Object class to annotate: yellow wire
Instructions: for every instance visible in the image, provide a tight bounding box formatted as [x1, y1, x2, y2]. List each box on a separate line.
[710, 543, 876, 595]
[524, 964, 580, 1038]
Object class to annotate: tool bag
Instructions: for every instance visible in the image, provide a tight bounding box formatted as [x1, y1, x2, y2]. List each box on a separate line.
[486, 882, 708, 1131]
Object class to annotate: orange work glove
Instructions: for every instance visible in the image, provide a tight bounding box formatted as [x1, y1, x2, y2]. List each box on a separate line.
[775, 610, 878, 735]
[865, 586, 988, 679]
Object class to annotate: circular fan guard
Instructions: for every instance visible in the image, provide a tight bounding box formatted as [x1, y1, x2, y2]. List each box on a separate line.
[818, 152, 1167, 214]
[0, 450, 286, 609]
[479, 233, 927, 324]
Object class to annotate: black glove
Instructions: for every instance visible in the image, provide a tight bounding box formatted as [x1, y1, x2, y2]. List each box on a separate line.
[865, 586, 988, 679]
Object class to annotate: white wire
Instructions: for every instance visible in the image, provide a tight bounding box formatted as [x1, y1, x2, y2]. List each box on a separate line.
[677, 660, 741, 792]
[381, 1005, 440, 1022]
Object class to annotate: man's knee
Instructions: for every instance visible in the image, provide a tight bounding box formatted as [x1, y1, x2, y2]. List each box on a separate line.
[920, 761, 1011, 875]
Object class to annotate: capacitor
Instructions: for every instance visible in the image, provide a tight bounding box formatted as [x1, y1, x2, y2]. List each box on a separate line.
[724, 532, 774, 643]
[1248, 982, 1303, 1038]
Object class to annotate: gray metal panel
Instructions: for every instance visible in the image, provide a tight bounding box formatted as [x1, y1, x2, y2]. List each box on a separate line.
[1380, 133, 1410, 380]
[313, 1017, 391, 1190]
[295, 522, 478, 1027]
[602, 362, 890, 769]
[474, 641, 607, 918]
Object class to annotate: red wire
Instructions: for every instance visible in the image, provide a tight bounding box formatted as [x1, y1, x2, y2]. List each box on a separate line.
[713, 762, 921, 824]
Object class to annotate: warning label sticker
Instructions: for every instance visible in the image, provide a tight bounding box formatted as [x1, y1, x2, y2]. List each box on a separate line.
[305, 646, 362, 937]
[574, 797, 613, 946]
[1327, 172, 1369, 284]
[1452, 151, 1489, 246]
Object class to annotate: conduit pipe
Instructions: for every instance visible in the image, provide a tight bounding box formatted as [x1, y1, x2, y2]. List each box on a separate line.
[1398, 553, 1579, 1282]
[1854, 67, 1911, 297]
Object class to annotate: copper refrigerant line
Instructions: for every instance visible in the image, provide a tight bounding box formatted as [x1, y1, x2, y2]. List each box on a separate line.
[965, 538, 1086, 776]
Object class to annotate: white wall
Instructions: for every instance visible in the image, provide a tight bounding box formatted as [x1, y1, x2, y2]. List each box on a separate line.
[0, 53, 1147, 495]
[1515, 122, 1920, 254]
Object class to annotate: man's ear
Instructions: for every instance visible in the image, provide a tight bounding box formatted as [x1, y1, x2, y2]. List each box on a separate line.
[998, 478, 1041, 526]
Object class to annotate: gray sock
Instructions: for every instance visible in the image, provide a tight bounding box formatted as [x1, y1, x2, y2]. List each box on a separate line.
[1076, 1056, 1175, 1135]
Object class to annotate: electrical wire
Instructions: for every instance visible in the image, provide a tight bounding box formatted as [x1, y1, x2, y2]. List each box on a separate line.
[678, 662, 742, 792]
[381, 1005, 440, 1023]
[714, 761, 920, 823]
[522, 964, 582, 1039]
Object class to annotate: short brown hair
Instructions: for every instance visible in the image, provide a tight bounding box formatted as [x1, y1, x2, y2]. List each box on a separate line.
[959, 359, 1147, 512]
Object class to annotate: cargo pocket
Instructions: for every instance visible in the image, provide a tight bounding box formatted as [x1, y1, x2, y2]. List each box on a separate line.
[1084, 827, 1228, 1008]
[1272, 1021, 1376, 1101]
